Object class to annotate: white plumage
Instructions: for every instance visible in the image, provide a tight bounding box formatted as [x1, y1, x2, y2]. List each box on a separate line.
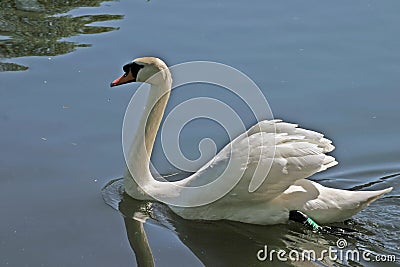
[112, 57, 392, 225]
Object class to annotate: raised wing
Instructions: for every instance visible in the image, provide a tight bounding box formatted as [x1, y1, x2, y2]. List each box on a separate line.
[184, 120, 337, 202]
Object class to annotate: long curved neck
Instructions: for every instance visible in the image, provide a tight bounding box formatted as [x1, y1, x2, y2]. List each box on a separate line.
[126, 80, 171, 185]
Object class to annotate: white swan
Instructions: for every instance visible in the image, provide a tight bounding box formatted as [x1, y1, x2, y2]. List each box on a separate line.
[111, 57, 392, 225]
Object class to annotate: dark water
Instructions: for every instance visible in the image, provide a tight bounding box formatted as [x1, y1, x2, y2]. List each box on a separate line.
[1, 0, 399, 266]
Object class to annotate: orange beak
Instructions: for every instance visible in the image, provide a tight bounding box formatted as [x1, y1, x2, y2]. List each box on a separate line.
[110, 70, 135, 87]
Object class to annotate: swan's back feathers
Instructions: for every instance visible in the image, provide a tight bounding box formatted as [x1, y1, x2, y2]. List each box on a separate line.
[247, 119, 335, 153]
[238, 120, 337, 198]
[184, 119, 338, 202]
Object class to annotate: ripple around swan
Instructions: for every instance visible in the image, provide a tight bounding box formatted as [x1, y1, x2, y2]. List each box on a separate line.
[102, 169, 400, 267]
[311, 162, 400, 192]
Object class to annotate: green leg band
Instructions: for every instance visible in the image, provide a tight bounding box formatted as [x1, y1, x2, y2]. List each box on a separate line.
[305, 217, 321, 231]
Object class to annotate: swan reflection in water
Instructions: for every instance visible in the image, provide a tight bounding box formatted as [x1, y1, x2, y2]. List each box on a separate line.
[103, 178, 397, 267]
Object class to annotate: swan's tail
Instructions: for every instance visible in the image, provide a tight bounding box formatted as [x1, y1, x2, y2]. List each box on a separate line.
[303, 180, 393, 223]
[332, 186, 392, 223]
[351, 186, 393, 208]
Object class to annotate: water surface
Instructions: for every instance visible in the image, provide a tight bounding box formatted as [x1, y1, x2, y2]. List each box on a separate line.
[1, 0, 399, 266]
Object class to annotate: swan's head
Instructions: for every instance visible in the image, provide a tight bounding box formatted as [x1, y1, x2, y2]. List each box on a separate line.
[110, 57, 171, 88]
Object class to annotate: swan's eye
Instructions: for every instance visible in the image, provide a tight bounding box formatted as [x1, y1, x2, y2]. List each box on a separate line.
[123, 63, 130, 73]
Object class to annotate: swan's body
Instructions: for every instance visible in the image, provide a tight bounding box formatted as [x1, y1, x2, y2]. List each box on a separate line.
[111, 57, 392, 225]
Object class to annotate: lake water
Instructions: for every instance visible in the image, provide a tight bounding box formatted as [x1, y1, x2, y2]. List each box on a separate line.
[1, 0, 399, 266]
